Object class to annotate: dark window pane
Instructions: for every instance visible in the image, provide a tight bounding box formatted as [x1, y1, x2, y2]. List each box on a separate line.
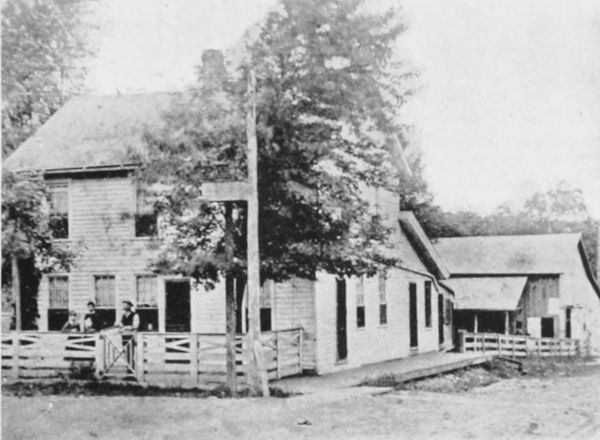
[137, 308, 158, 331]
[95, 309, 116, 329]
[379, 304, 387, 325]
[135, 213, 157, 237]
[48, 309, 69, 331]
[260, 307, 272, 332]
[357, 306, 365, 328]
[49, 215, 69, 239]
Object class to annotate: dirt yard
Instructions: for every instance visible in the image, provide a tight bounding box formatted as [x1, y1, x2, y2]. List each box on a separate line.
[3, 362, 600, 440]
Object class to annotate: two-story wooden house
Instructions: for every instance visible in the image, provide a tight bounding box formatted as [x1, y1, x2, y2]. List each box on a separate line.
[4, 92, 454, 374]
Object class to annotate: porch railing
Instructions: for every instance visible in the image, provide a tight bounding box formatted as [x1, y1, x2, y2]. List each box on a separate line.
[2, 327, 304, 384]
[458, 330, 588, 358]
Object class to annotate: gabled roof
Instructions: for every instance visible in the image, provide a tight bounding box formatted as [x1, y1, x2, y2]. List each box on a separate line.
[398, 211, 450, 280]
[3, 92, 176, 173]
[434, 233, 600, 297]
[434, 233, 580, 275]
[444, 276, 528, 310]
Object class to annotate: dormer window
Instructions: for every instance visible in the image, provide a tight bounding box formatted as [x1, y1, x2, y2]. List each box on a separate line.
[135, 188, 157, 237]
[49, 185, 69, 239]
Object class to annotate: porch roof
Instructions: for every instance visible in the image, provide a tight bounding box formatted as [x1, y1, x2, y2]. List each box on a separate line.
[445, 276, 528, 310]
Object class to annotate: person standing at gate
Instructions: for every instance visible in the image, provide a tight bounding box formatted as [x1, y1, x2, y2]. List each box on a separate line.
[116, 300, 139, 372]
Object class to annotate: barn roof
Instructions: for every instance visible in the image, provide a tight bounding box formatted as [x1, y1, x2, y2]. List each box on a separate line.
[434, 233, 583, 275]
[3, 92, 176, 173]
[434, 233, 600, 298]
[444, 276, 528, 310]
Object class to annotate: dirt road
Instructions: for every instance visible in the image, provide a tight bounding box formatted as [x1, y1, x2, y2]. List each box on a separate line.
[3, 369, 600, 440]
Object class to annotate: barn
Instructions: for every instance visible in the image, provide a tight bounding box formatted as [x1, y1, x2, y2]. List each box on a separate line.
[434, 234, 600, 353]
[4, 92, 455, 377]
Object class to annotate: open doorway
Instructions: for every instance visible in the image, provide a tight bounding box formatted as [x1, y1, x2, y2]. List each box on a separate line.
[165, 280, 191, 332]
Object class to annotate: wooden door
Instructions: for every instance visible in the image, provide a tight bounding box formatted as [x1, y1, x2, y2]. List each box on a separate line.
[165, 280, 191, 332]
[565, 307, 572, 338]
[541, 317, 554, 338]
[409, 283, 418, 349]
[438, 293, 444, 345]
[336, 279, 348, 361]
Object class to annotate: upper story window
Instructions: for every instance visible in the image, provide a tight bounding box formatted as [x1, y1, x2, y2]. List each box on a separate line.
[49, 185, 69, 239]
[356, 276, 365, 328]
[135, 188, 157, 237]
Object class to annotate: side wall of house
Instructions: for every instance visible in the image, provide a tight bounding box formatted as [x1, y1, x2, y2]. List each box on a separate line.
[191, 277, 317, 369]
[314, 268, 441, 375]
[562, 247, 600, 354]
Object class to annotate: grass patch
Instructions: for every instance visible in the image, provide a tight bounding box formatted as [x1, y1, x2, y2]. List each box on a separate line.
[2, 380, 296, 398]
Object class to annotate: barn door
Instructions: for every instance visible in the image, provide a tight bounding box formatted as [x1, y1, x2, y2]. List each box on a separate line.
[438, 293, 444, 345]
[336, 279, 348, 361]
[409, 283, 418, 349]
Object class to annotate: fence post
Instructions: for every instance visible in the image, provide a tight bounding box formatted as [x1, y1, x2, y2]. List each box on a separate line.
[497, 334, 501, 354]
[458, 330, 466, 352]
[95, 333, 104, 378]
[190, 333, 199, 385]
[136, 333, 145, 383]
[12, 331, 20, 379]
[298, 328, 304, 374]
[275, 331, 281, 380]
[511, 337, 516, 358]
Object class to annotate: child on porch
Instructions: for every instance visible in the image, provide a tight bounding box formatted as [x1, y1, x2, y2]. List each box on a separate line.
[61, 311, 80, 333]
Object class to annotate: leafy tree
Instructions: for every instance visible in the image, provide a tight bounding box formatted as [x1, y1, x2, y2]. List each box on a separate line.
[2, 171, 75, 329]
[1, 0, 97, 158]
[139, 0, 413, 288]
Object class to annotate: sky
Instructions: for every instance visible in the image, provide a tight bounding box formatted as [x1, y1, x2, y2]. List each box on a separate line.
[86, 0, 600, 217]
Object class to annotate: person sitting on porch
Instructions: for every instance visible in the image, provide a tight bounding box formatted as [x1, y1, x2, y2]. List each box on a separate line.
[116, 301, 139, 372]
[61, 311, 80, 333]
[83, 301, 101, 333]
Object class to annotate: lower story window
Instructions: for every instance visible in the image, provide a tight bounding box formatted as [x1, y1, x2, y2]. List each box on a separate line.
[48, 275, 68, 331]
[260, 281, 273, 332]
[95, 275, 116, 329]
[356, 276, 365, 328]
[136, 275, 158, 331]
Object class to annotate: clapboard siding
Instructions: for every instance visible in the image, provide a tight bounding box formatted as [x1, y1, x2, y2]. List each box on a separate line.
[273, 278, 316, 370]
[39, 175, 159, 329]
[314, 268, 441, 375]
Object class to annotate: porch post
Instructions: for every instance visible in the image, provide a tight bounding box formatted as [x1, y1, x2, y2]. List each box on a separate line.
[473, 313, 478, 333]
[12, 331, 20, 378]
[504, 311, 509, 335]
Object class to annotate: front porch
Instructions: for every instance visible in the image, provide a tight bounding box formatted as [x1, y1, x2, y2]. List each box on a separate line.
[1, 327, 303, 386]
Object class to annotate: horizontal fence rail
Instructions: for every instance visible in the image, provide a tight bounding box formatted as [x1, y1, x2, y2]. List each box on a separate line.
[458, 330, 588, 358]
[2, 328, 304, 385]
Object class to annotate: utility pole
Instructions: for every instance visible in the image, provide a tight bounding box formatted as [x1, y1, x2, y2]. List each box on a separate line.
[246, 69, 269, 397]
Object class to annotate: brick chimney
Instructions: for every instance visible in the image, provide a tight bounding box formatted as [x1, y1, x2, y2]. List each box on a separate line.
[200, 49, 226, 85]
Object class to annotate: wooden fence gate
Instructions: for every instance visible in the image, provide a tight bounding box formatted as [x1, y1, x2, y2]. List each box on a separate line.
[2, 328, 304, 385]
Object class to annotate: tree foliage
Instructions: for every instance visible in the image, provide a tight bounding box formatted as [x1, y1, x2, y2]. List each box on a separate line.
[139, 0, 413, 286]
[2, 171, 76, 328]
[1, 0, 96, 158]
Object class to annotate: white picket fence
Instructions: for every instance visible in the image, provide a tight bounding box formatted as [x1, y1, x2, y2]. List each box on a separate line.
[458, 330, 588, 358]
[1, 327, 304, 385]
